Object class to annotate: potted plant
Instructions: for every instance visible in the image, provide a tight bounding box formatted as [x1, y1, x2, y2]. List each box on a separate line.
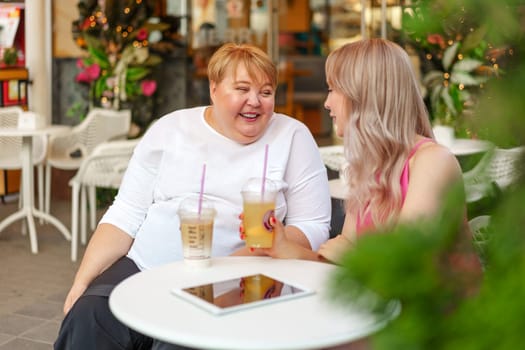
[403, 0, 502, 144]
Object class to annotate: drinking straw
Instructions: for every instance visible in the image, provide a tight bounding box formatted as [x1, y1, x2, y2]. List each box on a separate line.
[198, 163, 206, 216]
[261, 144, 269, 195]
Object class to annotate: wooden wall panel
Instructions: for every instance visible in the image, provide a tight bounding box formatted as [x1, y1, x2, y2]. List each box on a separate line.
[53, 0, 84, 57]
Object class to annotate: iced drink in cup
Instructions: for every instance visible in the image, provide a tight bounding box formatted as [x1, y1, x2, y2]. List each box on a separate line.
[177, 196, 216, 267]
[241, 178, 278, 248]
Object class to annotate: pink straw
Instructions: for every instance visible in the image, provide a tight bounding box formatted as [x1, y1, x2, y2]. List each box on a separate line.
[198, 163, 207, 216]
[261, 144, 269, 195]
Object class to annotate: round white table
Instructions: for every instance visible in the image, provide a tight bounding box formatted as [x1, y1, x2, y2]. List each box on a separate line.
[109, 256, 400, 350]
[447, 138, 493, 156]
[318, 145, 345, 172]
[0, 126, 71, 253]
[329, 178, 349, 200]
[319, 139, 493, 173]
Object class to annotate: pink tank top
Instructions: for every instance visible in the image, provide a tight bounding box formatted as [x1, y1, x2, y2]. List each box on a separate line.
[356, 138, 434, 234]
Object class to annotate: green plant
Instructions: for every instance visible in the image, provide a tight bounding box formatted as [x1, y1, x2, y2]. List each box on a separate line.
[330, 1, 525, 348]
[76, 34, 162, 109]
[403, 0, 507, 134]
[422, 29, 494, 127]
[1, 47, 18, 66]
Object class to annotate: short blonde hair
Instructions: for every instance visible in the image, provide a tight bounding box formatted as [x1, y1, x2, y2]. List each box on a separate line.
[207, 43, 277, 89]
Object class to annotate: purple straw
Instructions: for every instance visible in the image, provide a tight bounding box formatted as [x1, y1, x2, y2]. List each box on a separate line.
[261, 144, 269, 195]
[198, 164, 206, 216]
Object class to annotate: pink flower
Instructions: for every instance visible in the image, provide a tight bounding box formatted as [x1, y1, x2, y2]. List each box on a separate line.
[75, 64, 101, 83]
[76, 58, 85, 69]
[141, 80, 157, 96]
[427, 34, 446, 48]
[137, 28, 148, 41]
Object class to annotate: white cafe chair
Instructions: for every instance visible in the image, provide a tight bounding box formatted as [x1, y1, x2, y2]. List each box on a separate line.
[463, 146, 525, 203]
[69, 138, 140, 262]
[45, 108, 131, 216]
[0, 106, 47, 213]
[468, 215, 491, 268]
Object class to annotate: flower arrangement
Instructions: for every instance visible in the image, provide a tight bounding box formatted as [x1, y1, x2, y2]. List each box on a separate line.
[75, 33, 161, 110]
[71, 0, 167, 115]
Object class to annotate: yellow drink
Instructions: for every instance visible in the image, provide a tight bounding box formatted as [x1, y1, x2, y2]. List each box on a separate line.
[243, 200, 275, 248]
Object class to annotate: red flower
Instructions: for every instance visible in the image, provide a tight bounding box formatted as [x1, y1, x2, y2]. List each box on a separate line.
[80, 18, 92, 30]
[427, 34, 446, 48]
[137, 28, 148, 41]
[76, 64, 101, 83]
[140, 80, 157, 96]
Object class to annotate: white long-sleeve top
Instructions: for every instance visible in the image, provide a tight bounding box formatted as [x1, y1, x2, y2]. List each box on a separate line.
[100, 106, 331, 270]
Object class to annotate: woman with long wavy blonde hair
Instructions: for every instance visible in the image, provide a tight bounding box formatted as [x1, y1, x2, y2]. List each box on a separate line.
[252, 39, 477, 264]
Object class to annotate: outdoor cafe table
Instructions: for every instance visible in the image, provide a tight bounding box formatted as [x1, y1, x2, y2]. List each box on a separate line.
[0, 125, 71, 253]
[319, 139, 493, 174]
[109, 256, 400, 350]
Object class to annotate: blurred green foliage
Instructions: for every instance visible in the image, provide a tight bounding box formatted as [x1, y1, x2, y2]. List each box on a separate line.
[329, 0, 525, 348]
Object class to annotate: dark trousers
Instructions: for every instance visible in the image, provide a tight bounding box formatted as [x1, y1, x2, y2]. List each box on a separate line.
[54, 257, 194, 350]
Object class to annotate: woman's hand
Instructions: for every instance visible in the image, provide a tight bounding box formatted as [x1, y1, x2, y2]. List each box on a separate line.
[63, 282, 88, 315]
[238, 213, 323, 261]
[239, 213, 296, 258]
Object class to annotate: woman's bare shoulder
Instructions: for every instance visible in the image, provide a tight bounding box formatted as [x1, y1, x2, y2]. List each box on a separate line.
[410, 141, 463, 185]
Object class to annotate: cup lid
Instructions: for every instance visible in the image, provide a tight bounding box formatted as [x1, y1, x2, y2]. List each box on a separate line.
[241, 177, 278, 193]
[177, 195, 216, 216]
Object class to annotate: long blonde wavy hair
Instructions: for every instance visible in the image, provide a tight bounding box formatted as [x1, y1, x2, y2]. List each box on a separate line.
[326, 39, 433, 225]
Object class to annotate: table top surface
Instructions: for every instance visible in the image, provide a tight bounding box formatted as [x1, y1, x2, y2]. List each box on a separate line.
[329, 178, 349, 200]
[109, 256, 399, 350]
[319, 138, 493, 171]
[0, 125, 70, 136]
[448, 138, 493, 156]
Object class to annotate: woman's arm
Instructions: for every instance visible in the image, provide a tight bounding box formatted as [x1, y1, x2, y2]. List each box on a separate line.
[317, 213, 357, 263]
[63, 224, 133, 314]
[282, 125, 332, 251]
[260, 217, 326, 261]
